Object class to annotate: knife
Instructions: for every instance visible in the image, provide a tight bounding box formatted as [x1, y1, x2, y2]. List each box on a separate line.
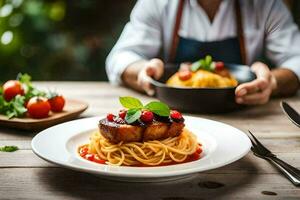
[281, 101, 300, 128]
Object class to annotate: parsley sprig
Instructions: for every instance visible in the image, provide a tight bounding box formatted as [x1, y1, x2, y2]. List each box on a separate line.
[0, 145, 19, 152]
[119, 97, 170, 124]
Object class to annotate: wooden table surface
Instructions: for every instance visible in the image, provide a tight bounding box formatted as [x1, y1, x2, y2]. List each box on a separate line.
[0, 82, 299, 200]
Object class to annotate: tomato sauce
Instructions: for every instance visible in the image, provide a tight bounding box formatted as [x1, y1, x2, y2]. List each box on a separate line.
[78, 143, 203, 167]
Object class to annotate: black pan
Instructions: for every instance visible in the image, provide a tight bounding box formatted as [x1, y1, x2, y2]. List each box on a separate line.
[150, 63, 256, 113]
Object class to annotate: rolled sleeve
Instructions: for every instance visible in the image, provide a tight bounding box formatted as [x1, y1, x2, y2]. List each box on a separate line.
[106, 51, 144, 85]
[105, 0, 163, 85]
[279, 57, 300, 80]
[265, 0, 300, 80]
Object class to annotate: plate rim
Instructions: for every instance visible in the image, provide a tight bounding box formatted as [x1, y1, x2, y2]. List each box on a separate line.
[31, 116, 251, 178]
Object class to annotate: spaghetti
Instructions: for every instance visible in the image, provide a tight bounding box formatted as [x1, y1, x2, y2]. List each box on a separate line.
[79, 128, 201, 166]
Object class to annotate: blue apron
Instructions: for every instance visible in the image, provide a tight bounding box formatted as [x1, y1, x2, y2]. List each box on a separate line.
[169, 0, 246, 66]
[175, 37, 242, 64]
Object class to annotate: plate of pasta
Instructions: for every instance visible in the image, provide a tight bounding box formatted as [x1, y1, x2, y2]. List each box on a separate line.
[32, 97, 251, 182]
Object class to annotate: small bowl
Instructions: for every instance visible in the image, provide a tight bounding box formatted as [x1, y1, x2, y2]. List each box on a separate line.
[150, 63, 256, 113]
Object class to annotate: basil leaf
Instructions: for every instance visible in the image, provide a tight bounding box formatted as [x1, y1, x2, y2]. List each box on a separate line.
[17, 73, 32, 86]
[0, 145, 19, 152]
[125, 108, 142, 124]
[144, 101, 170, 117]
[119, 96, 143, 109]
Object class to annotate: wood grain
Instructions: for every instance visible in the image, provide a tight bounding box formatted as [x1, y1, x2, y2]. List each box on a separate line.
[0, 99, 88, 130]
[0, 82, 299, 199]
[0, 168, 299, 200]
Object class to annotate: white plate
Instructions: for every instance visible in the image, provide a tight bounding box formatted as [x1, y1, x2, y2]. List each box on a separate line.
[31, 116, 251, 182]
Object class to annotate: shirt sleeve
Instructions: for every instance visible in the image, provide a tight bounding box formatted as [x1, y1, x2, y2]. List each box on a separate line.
[264, 0, 300, 80]
[105, 0, 163, 85]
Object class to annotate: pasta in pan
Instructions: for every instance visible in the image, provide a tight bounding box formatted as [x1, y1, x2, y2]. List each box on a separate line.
[166, 56, 238, 88]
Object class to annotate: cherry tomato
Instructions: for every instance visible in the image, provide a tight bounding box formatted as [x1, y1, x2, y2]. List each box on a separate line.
[27, 97, 51, 119]
[178, 71, 192, 81]
[107, 113, 115, 122]
[215, 62, 225, 70]
[2, 80, 24, 101]
[170, 110, 183, 120]
[48, 95, 65, 112]
[119, 109, 127, 119]
[140, 110, 154, 123]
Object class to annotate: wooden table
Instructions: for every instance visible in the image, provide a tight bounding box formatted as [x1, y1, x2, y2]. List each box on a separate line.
[0, 82, 299, 199]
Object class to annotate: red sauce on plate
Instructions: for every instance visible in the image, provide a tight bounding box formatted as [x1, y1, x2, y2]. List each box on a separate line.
[78, 143, 203, 167]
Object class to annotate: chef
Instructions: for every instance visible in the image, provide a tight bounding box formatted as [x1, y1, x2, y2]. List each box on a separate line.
[106, 0, 300, 105]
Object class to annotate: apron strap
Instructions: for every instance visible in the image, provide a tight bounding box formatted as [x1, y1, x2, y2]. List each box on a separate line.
[234, 0, 247, 64]
[168, 0, 185, 63]
[169, 0, 247, 65]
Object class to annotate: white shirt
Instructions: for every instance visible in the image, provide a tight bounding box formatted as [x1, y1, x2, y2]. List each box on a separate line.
[106, 0, 300, 84]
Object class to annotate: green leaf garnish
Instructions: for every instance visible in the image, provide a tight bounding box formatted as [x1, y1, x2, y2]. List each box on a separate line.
[144, 101, 170, 117]
[205, 55, 212, 66]
[125, 108, 142, 124]
[191, 55, 214, 72]
[119, 96, 171, 124]
[191, 61, 201, 72]
[17, 73, 32, 86]
[119, 96, 143, 109]
[0, 95, 27, 119]
[0, 146, 19, 152]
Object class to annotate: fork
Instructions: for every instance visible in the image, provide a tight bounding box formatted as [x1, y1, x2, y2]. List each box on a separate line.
[248, 131, 300, 186]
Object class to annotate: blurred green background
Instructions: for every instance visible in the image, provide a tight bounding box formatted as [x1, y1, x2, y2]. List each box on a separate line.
[0, 0, 136, 81]
[0, 0, 299, 81]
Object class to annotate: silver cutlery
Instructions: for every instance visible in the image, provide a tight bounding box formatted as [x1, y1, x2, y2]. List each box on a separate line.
[248, 130, 300, 186]
[281, 101, 300, 128]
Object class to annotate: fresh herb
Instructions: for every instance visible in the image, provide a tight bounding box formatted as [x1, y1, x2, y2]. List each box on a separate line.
[144, 101, 170, 116]
[0, 95, 27, 119]
[0, 73, 48, 119]
[125, 108, 142, 124]
[191, 55, 215, 72]
[18, 73, 46, 101]
[46, 91, 59, 99]
[0, 145, 19, 152]
[119, 96, 143, 109]
[119, 96, 170, 124]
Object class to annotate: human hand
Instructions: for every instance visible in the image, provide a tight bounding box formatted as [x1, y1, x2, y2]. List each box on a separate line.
[137, 58, 164, 96]
[235, 62, 277, 105]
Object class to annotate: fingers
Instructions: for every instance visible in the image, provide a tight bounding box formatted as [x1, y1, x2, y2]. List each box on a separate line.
[251, 62, 271, 81]
[145, 58, 164, 80]
[137, 70, 154, 96]
[235, 78, 268, 97]
[137, 58, 164, 96]
[236, 87, 272, 105]
[235, 62, 273, 105]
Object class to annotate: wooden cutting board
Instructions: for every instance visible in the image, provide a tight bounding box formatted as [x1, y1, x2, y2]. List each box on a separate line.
[0, 99, 88, 131]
